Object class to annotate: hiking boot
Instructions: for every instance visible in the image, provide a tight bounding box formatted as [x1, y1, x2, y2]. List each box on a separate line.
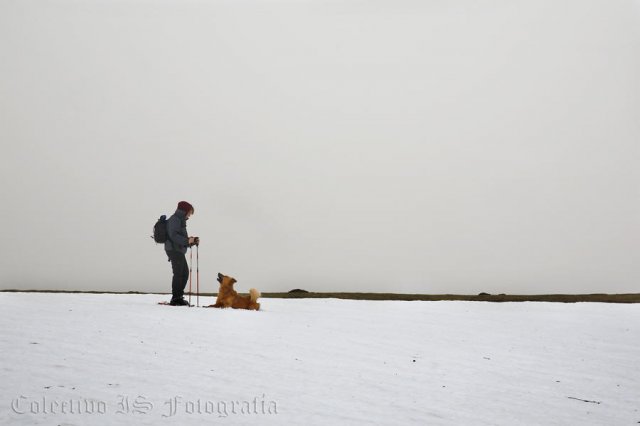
[169, 298, 190, 306]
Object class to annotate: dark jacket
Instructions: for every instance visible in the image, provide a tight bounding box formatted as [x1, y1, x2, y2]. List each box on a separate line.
[165, 209, 189, 254]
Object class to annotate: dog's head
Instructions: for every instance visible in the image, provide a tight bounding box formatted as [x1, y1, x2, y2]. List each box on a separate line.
[217, 273, 237, 288]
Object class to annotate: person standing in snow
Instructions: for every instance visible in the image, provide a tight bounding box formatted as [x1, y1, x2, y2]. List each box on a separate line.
[165, 201, 199, 306]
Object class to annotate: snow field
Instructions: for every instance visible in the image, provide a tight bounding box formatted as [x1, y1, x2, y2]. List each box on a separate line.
[1, 292, 639, 425]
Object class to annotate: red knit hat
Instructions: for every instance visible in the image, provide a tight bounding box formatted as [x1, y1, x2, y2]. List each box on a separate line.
[177, 201, 194, 214]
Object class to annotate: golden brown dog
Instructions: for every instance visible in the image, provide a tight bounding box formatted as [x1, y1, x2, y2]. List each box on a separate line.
[207, 273, 260, 310]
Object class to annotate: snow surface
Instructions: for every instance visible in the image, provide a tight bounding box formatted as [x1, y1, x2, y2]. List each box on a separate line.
[1, 292, 639, 425]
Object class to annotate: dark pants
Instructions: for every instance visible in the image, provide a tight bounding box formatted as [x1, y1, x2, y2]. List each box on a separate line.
[167, 251, 189, 301]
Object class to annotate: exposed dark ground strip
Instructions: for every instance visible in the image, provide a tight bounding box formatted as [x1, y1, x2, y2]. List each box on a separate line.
[2, 289, 640, 303]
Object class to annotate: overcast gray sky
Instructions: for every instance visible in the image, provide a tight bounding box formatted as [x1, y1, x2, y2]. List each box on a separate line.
[1, 0, 638, 294]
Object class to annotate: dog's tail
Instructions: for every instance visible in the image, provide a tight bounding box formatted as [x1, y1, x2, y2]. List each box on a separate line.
[249, 288, 261, 302]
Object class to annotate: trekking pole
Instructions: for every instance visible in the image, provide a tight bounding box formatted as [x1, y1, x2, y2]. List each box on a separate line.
[189, 247, 193, 306]
[196, 244, 200, 307]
